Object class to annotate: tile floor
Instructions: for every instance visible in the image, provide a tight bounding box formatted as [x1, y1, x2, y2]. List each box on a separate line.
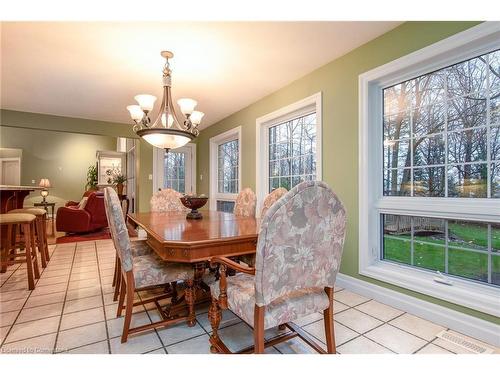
[0, 240, 497, 354]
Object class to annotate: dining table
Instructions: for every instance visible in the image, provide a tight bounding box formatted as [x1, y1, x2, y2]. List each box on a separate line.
[127, 210, 259, 325]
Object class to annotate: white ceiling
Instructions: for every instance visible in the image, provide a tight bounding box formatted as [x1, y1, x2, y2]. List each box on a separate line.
[1, 21, 401, 129]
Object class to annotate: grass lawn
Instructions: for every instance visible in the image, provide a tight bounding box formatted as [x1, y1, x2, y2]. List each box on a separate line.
[383, 221, 500, 285]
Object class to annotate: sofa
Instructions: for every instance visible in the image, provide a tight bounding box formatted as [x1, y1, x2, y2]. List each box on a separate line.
[56, 191, 108, 233]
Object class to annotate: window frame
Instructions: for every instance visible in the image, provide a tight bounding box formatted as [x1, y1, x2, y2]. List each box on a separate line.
[255, 92, 323, 215]
[152, 143, 196, 194]
[359, 22, 500, 316]
[209, 126, 242, 211]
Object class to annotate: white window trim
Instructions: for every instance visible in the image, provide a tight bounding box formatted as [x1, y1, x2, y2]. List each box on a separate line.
[359, 22, 500, 317]
[255, 92, 323, 216]
[209, 126, 242, 211]
[152, 143, 197, 194]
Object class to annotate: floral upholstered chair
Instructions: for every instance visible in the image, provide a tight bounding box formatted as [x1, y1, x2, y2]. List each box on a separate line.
[233, 188, 256, 217]
[208, 181, 347, 354]
[104, 188, 196, 343]
[150, 188, 189, 212]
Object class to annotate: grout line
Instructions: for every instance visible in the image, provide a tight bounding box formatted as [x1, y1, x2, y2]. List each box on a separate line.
[94, 241, 112, 354]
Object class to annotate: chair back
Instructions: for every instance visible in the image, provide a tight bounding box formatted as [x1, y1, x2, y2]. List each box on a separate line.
[103, 187, 133, 272]
[254, 181, 346, 306]
[85, 192, 107, 228]
[233, 188, 256, 217]
[150, 188, 187, 212]
[260, 187, 287, 218]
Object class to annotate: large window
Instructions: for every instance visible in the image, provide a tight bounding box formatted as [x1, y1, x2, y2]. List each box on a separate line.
[209, 127, 241, 212]
[164, 151, 186, 193]
[268, 113, 316, 192]
[359, 23, 500, 316]
[256, 93, 322, 214]
[153, 144, 195, 194]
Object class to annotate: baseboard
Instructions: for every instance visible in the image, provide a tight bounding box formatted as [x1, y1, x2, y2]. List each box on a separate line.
[335, 273, 500, 347]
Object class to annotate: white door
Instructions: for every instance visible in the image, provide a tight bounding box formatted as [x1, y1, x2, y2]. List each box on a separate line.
[0, 159, 21, 185]
[153, 144, 196, 194]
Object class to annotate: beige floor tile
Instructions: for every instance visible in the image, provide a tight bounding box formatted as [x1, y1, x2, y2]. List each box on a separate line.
[68, 278, 101, 290]
[66, 340, 110, 354]
[302, 319, 358, 347]
[103, 292, 117, 305]
[390, 313, 446, 341]
[334, 300, 350, 314]
[99, 268, 115, 277]
[337, 336, 393, 354]
[30, 282, 67, 296]
[106, 312, 152, 339]
[17, 302, 63, 323]
[60, 306, 105, 331]
[56, 321, 107, 351]
[0, 281, 29, 292]
[364, 324, 427, 354]
[64, 295, 103, 314]
[41, 269, 71, 278]
[100, 275, 114, 285]
[196, 309, 240, 332]
[69, 272, 99, 281]
[157, 321, 206, 346]
[274, 337, 317, 354]
[5, 316, 60, 343]
[66, 285, 101, 301]
[104, 302, 145, 318]
[217, 322, 254, 352]
[1, 333, 56, 354]
[0, 298, 26, 314]
[0, 325, 10, 342]
[25, 292, 65, 309]
[416, 343, 453, 354]
[166, 334, 211, 354]
[0, 289, 31, 302]
[146, 348, 167, 354]
[0, 310, 19, 327]
[355, 300, 404, 322]
[109, 331, 162, 354]
[334, 290, 370, 307]
[293, 312, 323, 327]
[334, 308, 383, 334]
[71, 265, 99, 274]
[36, 275, 69, 287]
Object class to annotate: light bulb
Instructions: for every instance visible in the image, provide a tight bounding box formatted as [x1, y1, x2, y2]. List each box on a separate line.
[134, 94, 157, 112]
[127, 105, 144, 121]
[190, 111, 204, 125]
[177, 98, 197, 116]
[161, 113, 174, 128]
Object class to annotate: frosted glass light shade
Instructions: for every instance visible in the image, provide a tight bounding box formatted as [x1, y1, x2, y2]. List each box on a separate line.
[177, 98, 197, 115]
[190, 111, 204, 125]
[134, 94, 157, 112]
[161, 113, 174, 127]
[127, 105, 144, 121]
[142, 133, 191, 149]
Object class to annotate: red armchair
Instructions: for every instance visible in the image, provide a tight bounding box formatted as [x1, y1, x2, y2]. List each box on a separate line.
[56, 192, 108, 233]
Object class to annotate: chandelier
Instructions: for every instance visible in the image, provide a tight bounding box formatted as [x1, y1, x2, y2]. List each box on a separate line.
[126, 50, 204, 152]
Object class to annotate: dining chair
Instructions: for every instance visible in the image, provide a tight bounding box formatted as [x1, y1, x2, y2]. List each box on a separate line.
[150, 188, 189, 212]
[208, 181, 347, 354]
[233, 188, 256, 217]
[103, 187, 196, 343]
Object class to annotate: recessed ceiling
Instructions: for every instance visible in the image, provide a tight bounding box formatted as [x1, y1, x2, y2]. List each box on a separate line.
[1, 21, 401, 129]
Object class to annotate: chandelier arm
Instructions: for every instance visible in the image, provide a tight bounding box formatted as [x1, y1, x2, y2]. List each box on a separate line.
[150, 86, 169, 128]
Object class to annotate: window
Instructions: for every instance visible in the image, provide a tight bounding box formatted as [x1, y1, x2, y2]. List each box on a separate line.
[256, 93, 322, 214]
[360, 23, 500, 316]
[268, 113, 317, 192]
[164, 151, 186, 193]
[153, 144, 196, 194]
[209, 127, 241, 211]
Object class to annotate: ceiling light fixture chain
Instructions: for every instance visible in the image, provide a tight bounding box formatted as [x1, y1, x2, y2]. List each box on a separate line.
[127, 50, 204, 152]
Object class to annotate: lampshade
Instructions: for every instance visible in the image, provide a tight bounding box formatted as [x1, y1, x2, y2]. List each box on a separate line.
[134, 94, 157, 112]
[40, 190, 49, 197]
[190, 111, 205, 125]
[177, 98, 197, 115]
[127, 105, 144, 121]
[137, 128, 194, 150]
[39, 178, 51, 188]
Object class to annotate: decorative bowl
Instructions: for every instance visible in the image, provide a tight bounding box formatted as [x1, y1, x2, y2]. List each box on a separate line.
[180, 196, 208, 220]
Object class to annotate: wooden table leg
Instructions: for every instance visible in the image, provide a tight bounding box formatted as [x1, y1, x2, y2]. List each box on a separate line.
[184, 278, 196, 327]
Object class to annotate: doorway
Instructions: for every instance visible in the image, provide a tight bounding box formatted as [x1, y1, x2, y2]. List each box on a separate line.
[153, 144, 196, 194]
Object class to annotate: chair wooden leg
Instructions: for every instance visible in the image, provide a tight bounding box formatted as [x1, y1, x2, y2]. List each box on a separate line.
[22, 223, 35, 290]
[185, 278, 196, 327]
[208, 298, 222, 353]
[121, 275, 135, 343]
[116, 275, 126, 317]
[30, 222, 40, 279]
[323, 287, 336, 354]
[42, 214, 50, 262]
[112, 255, 118, 287]
[170, 281, 178, 304]
[113, 260, 121, 302]
[254, 305, 265, 354]
[35, 217, 47, 268]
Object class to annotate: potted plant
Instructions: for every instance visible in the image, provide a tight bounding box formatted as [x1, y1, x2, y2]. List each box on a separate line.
[85, 165, 98, 192]
[112, 173, 127, 196]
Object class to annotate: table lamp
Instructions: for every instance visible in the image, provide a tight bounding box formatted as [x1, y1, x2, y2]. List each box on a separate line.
[39, 178, 51, 203]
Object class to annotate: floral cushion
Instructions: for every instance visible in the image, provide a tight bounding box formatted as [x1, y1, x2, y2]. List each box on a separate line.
[233, 188, 256, 217]
[133, 253, 194, 289]
[210, 273, 329, 329]
[104, 187, 133, 272]
[255, 181, 347, 306]
[150, 189, 189, 213]
[130, 240, 153, 257]
[260, 187, 288, 218]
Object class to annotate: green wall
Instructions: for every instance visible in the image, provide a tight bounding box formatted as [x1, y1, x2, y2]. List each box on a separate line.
[0, 109, 154, 212]
[0, 126, 116, 209]
[195, 21, 499, 324]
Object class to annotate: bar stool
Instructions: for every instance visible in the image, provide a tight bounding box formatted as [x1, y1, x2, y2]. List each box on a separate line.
[9, 208, 50, 268]
[0, 213, 40, 290]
